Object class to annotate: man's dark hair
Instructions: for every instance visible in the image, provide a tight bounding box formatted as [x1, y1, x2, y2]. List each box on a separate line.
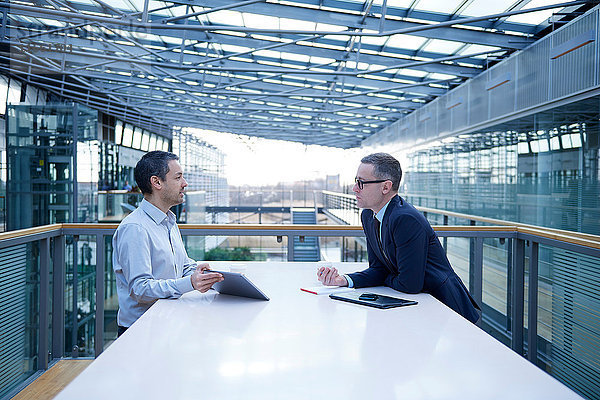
[134, 151, 179, 194]
[361, 152, 402, 191]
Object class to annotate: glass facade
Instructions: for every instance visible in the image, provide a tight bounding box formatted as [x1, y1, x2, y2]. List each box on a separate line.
[5, 104, 99, 230]
[395, 95, 600, 400]
[402, 95, 600, 236]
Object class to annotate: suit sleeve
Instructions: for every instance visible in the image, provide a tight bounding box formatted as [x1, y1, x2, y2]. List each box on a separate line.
[384, 215, 427, 293]
[347, 211, 389, 288]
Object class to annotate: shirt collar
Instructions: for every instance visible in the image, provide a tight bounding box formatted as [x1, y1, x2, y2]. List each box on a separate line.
[374, 197, 393, 223]
[140, 198, 176, 227]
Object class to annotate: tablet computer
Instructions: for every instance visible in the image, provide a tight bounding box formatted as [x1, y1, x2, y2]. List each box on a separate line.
[329, 291, 417, 309]
[206, 270, 270, 301]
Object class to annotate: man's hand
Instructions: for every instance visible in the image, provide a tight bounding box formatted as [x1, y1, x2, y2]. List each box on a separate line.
[191, 263, 223, 292]
[317, 266, 348, 287]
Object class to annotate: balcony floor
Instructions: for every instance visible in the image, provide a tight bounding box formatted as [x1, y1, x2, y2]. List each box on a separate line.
[12, 360, 93, 400]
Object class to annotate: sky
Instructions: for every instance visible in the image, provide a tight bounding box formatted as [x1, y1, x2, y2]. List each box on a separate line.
[186, 128, 364, 187]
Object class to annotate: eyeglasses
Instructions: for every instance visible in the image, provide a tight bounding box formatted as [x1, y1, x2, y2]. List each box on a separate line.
[354, 178, 388, 190]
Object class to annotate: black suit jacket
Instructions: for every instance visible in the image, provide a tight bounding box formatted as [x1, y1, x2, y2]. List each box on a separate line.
[348, 195, 480, 323]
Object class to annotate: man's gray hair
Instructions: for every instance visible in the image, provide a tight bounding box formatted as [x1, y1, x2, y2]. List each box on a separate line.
[361, 153, 402, 191]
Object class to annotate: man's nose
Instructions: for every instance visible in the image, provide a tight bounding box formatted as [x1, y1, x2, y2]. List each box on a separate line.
[352, 182, 360, 193]
[182, 178, 188, 187]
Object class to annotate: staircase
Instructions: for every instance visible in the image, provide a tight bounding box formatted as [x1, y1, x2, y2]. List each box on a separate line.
[291, 208, 320, 262]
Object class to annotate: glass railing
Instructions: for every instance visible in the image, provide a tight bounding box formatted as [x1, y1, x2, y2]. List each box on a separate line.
[97, 191, 142, 222]
[0, 222, 599, 400]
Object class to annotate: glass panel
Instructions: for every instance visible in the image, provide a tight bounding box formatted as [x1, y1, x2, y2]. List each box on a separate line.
[97, 191, 142, 221]
[7, 79, 21, 105]
[148, 134, 157, 151]
[36, 89, 47, 105]
[155, 136, 164, 152]
[140, 130, 150, 152]
[319, 236, 367, 263]
[0, 75, 9, 115]
[483, 237, 509, 326]
[77, 141, 99, 222]
[412, 0, 463, 14]
[534, 245, 600, 399]
[422, 39, 465, 54]
[189, 235, 287, 263]
[122, 124, 133, 147]
[462, 0, 516, 17]
[25, 85, 37, 104]
[65, 235, 97, 358]
[506, 0, 565, 24]
[114, 120, 123, 146]
[132, 127, 142, 149]
[103, 237, 118, 350]
[446, 236, 471, 287]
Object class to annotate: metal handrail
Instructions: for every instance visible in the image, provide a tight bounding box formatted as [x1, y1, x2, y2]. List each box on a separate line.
[322, 190, 355, 200]
[2, 222, 600, 250]
[1, 221, 600, 400]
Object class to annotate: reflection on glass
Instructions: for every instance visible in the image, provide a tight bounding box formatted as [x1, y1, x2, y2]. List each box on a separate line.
[570, 133, 582, 148]
[517, 142, 529, 154]
[0, 75, 8, 115]
[149, 134, 157, 151]
[132, 127, 142, 149]
[122, 124, 133, 147]
[65, 235, 97, 358]
[141, 130, 150, 151]
[115, 120, 123, 145]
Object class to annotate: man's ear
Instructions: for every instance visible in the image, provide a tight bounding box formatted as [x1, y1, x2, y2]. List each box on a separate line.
[150, 175, 162, 191]
[381, 180, 392, 195]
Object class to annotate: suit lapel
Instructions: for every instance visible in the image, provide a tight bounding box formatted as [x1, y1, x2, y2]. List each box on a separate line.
[378, 196, 401, 274]
[381, 196, 401, 237]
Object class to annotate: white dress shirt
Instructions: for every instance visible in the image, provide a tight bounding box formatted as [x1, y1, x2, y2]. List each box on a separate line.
[345, 198, 392, 288]
[112, 199, 197, 327]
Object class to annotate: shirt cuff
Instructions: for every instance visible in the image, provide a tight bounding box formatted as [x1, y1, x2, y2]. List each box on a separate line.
[344, 274, 354, 288]
[175, 276, 194, 294]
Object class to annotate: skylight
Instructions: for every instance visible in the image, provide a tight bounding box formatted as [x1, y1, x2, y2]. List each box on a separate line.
[3, 0, 582, 147]
[461, 0, 519, 17]
[506, 0, 566, 25]
[422, 39, 465, 54]
[411, 0, 465, 15]
[209, 10, 245, 26]
[385, 34, 428, 51]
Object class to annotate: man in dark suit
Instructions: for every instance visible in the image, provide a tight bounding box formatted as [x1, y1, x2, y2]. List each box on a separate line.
[318, 153, 480, 323]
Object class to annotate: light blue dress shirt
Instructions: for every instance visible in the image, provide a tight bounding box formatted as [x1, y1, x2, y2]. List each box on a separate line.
[112, 199, 197, 327]
[345, 198, 392, 288]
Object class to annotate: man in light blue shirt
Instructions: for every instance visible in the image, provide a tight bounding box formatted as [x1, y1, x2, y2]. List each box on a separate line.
[112, 151, 223, 335]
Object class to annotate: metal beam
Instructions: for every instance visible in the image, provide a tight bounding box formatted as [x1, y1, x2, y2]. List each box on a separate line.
[282, 0, 540, 34]
[163, 0, 266, 23]
[1, 1, 545, 48]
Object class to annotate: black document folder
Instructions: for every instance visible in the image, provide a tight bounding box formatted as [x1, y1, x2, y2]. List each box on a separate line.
[329, 291, 418, 309]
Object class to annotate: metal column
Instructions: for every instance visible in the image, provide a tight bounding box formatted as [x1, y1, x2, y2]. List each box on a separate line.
[52, 235, 65, 360]
[38, 238, 50, 369]
[511, 238, 525, 355]
[95, 234, 105, 357]
[527, 241, 539, 363]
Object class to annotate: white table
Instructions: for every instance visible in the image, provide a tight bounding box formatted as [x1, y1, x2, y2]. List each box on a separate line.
[56, 262, 583, 400]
